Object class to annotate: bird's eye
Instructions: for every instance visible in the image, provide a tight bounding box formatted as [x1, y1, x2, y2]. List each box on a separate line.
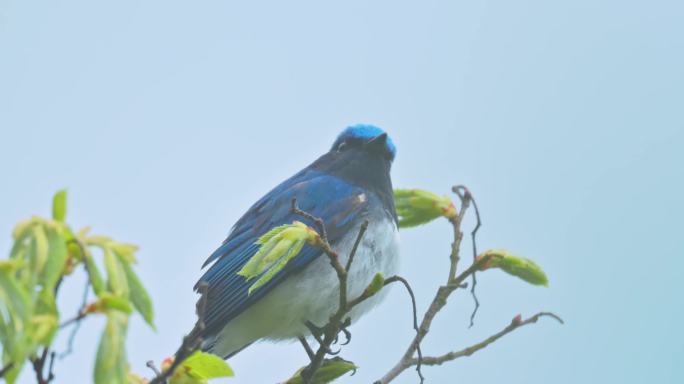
[337, 141, 348, 152]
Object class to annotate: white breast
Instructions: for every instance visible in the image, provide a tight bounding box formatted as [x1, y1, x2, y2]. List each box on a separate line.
[211, 218, 400, 357]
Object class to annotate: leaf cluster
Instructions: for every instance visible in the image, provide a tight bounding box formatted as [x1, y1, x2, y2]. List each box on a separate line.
[0, 191, 154, 383]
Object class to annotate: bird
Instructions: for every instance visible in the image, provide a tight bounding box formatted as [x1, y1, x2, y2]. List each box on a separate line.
[195, 124, 399, 359]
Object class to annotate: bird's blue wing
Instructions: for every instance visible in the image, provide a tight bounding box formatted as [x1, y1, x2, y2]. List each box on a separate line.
[196, 169, 369, 343]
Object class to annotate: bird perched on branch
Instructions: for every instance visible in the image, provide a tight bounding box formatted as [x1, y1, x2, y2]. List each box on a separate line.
[195, 124, 399, 358]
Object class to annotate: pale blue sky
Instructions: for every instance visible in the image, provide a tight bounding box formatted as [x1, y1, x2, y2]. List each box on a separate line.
[1, 1, 683, 383]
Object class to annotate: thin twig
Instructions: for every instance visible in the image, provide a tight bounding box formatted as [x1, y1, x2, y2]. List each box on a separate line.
[375, 189, 490, 384]
[298, 337, 315, 361]
[59, 275, 90, 358]
[406, 312, 564, 367]
[290, 200, 371, 384]
[453, 185, 483, 328]
[345, 220, 369, 271]
[46, 352, 56, 382]
[146, 361, 161, 377]
[31, 348, 51, 384]
[148, 283, 210, 384]
[0, 362, 14, 378]
[383, 275, 423, 382]
[291, 198, 329, 244]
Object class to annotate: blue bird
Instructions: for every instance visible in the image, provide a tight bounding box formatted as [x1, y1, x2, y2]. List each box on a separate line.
[196, 124, 399, 358]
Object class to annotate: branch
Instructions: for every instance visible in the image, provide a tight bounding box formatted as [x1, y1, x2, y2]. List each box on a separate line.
[0, 362, 14, 378]
[148, 282, 210, 384]
[290, 199, 370, 384]
[376, 254, 492, 384]
[383, 275, 423, 382]
[406, 312, 564, 367]
[378, 187, 478, 383]
[453, 185, 483, 328]
[30, 349, 56, 384]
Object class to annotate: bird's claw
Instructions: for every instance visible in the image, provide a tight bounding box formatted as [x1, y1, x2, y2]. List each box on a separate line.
[339, 318, 352, 345]
[304, 320, 344, 356]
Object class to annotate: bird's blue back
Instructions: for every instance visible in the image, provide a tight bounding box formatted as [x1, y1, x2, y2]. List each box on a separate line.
[197, 167, 373, 343]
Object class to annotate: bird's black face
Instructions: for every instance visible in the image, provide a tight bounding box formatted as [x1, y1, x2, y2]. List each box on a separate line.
[310, 124, 397, 212]
[329, 125, 396, 162]
[309, 125, 396, 196]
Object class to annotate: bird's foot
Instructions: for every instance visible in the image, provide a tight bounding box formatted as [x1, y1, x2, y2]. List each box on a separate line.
[304, 321, 341, 356]
[333, 317, 352, 346]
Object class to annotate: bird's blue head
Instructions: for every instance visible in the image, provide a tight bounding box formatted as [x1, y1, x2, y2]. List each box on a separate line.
[330, 124, 396, 161]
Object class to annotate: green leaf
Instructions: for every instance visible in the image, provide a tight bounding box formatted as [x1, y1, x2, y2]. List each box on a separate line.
[9, 225, 32, 260]
[479, 249, 549, 287]
[247, 239, 304, 294]
[285, 357, 357, 384]
[52, 190, 67, 222]
[31, 225, 49, 277]
[118, 257, 154, 327]
[94, 312, 128, 384]
[97, 293, 133, 314]
[84, 249, 106, 296]
[364, 272, 385, 297]
[12, 218, 36, 241]
[103, 247, 128, 297]
[168, 351, 234, 384]
[0, 259, 23, 273]
[41, 226, 68, 291]
[32, 288, 59, 345]
[238, 221, 318, 294]
[394, 189, 457, 228]
[0, 269, 32, 328]
[110, 243, 138, 263]
[29, 314, 58, 345]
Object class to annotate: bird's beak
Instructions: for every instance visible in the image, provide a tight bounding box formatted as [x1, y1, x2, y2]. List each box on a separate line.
[365, 133, 388, 151]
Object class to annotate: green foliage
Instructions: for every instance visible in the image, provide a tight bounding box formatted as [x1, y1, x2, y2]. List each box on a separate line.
[478, 249, 549, 286]
[285, 357, 357, 384]
[0, 191, 155, 383]
[238, 221, 320, 295]
[94, 312, 129, 384]
[120, 258, 155, 327]
[166, 351, 234, 384]
[394, 189, 457, 228]
[52, 190, 67, 222]
[365, 272, 385, 297]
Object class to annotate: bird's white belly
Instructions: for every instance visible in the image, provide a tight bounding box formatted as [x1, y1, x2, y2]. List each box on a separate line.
[212, 218, 400, 357]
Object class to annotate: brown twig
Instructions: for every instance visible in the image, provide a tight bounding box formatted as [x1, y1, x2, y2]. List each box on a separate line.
[59, 275, 91, 358]
[146, 360, 161, 377]
[290, 199, 374, 384]
[31, 348, 55, 384]
[405, 312, 564, 367]
[0, 362, 14, 378]
[148, 282, 210, 384]
[376, 252, 493, 383]
[377, 187, 474, 383]
[291, 198, 330, 244]
[383, 275, 423, 382]
[453, 185, 483, 328]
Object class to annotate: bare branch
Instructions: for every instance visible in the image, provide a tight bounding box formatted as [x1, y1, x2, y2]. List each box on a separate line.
[377, 195, 485, 384]
[59, 275, 91, 358]
[291, 198, 329, 244]
[0, 362, 14, 378]
[383, 275, 424, 382]
[446, 187, 470, 283]
[406, 312, 564, 367]
[289, 200, 370, 384]
[345, 220, 369, 272]
[31, 348, 55, 384]
[146, 361, 161, 377]
[148, 282, 210, 384]
[453, 185, 483, 328]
